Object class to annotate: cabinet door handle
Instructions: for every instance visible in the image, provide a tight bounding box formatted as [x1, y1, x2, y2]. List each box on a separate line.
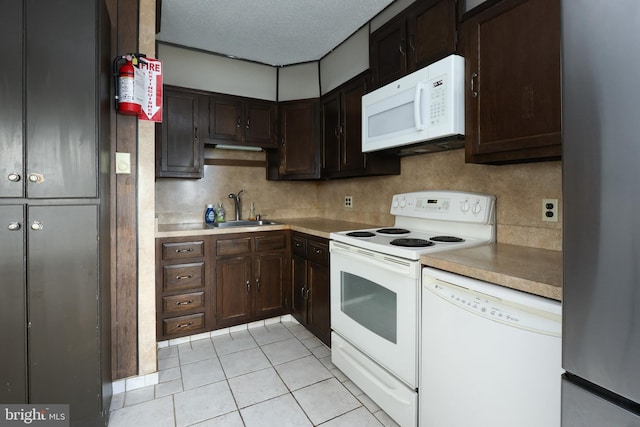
[28, 173, 43, 183]
[306, 288, 311, 301]
[8, 222, 22, 231]
[175, 248, 194, 253]
[246, 280, 251, 293]
[256, 277, 260, 291]
[471, 72, 479, 98]
[301, 286, 306, 298]
[30, 221, 43, 231]
[399, 41, 406, 56]
[7, 173, 21, 182]
[237, 116, 242, 128]
[175, 300, 193, 306]
[246, 118, 250, 129]
[176, 274, 193, 280]
[194, 127, 198, 141]
[315, 248, 322, 255]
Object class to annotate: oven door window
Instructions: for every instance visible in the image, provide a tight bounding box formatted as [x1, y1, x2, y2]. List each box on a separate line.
[341, 272, 397, 343]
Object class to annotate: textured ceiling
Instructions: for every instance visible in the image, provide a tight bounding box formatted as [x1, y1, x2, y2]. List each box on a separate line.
[157, 0, 394, 66]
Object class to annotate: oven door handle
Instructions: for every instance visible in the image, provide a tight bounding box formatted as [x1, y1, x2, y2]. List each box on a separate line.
[330, 242, 417, 277]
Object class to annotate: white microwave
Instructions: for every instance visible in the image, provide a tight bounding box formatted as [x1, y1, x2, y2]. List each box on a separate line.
[362, 54, 465, 153]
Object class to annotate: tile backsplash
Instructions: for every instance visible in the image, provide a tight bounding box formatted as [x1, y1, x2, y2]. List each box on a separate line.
[156, 148, 562, 251]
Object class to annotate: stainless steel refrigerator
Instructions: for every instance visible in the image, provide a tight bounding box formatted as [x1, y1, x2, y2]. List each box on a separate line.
[561, 1, 640, 425]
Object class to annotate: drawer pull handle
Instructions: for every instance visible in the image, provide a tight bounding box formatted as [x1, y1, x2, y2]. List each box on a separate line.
[315, 249, 322, 254]
[176, 321, 194, 328]
[175, 248, 194, 253]
[8, 222, 21, 231]
[176, 274, 193, 280]
[175, 300, 193, 306]
[7, 172, 21, 182]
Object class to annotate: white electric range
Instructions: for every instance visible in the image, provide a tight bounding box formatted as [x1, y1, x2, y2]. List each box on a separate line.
[329, 190, 496, 427]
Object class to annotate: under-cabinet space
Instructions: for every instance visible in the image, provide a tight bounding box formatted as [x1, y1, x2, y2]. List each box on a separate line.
[214, 231, 291, 328]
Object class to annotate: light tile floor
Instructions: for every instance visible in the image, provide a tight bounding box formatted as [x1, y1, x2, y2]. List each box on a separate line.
[108, 321, 400, 427]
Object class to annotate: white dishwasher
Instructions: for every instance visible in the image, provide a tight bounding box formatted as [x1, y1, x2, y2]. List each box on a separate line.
[420, 267, 562, 427]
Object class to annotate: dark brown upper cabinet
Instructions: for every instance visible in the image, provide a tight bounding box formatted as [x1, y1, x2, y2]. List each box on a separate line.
[321, 73, 400, 179]
[156, 86, 206, 179]
[369, 0, 457, 90]
[463, 0, 561, 164]
[267, 99, 321, 180]
[208, 94, 277, 148]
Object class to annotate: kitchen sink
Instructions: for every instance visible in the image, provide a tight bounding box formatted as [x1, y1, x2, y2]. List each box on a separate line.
[209, 220, 279, 228]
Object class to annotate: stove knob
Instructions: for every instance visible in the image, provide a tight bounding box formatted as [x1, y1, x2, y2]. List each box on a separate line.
[472, 202, 482, 215]
[392, 198, 399, 208]
[460, 200, 470, 212]
[399, 198, 406, 208]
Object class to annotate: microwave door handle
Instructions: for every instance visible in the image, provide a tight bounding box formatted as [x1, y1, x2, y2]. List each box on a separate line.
[414, 82, 426, 130]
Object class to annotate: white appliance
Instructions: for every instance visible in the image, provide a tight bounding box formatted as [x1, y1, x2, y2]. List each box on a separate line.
[330, 190, 496, 427]
[362, 54, 465, 154]
[421, 267, 562, 427]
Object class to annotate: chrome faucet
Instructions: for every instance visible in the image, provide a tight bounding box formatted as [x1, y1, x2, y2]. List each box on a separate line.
[228, 190, 244, 221]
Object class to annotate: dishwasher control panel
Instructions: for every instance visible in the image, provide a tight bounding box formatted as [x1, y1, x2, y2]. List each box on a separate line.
[423, 269, 561, 337]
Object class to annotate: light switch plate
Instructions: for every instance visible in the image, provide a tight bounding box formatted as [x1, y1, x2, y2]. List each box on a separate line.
[115, 152, 131, 174]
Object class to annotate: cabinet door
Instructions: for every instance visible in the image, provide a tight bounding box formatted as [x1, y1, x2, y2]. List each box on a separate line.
[464, 0, 561, 163]
[25, 0, 98, 198]
[254, 253, 289, 319]
[0, 1, 23, 198]
[0, 205, 26, 402]
[340, 79, 366, 173]
[275, 99, 320, 179]
[157, 87, 205, 178]
[370, 16, 407, 89]
[307, 261, 330, 346]
[215, 255, 252, 326]
[27, 205, 101, 418]
[245, 101, 277, 148]
[407, 0, 457, 72]
[209, 94, 243, 143]
[321, 92, 341, 176]
[291, 254, 307, 324]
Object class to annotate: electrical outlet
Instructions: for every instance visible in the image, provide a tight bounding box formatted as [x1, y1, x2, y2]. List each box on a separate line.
[542, 198, 558, 222]
[344, 196, 353, 208]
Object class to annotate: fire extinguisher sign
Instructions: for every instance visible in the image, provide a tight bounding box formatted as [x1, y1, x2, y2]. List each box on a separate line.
[138, 58, 163, 122]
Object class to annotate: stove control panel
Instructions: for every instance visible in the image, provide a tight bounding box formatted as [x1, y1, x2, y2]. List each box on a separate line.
[390, 191, 495, 223]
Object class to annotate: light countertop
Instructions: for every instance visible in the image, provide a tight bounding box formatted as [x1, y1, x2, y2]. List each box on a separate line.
[421, 243, 562, 301]
[156, 218, 562, 301]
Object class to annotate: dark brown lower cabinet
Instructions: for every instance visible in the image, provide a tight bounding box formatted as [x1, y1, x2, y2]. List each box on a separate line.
[291, 232, 331, 346]
[215, 231, 291, 327]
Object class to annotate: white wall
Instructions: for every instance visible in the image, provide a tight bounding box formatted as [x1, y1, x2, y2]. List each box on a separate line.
[158, 43, 277, 100]
[278, 63, 320, 101]
[320, 27, 369, 94]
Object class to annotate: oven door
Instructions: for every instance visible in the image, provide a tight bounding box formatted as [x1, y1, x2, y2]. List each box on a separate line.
[330, 241, 420, 387]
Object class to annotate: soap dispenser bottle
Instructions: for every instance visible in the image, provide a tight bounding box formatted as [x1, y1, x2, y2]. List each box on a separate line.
[215, 202, 225, 223]
[205, 204, 215, 225]
[248, 202, 256, 221]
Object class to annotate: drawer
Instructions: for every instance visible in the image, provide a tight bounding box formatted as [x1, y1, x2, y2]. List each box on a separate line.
[217, 237, 251, 256]
[163, 262, 205, 292]
[162, 291, 205, 315]
[255, 233, 287, 252]
[308, 240, 329, 266]
[162, 313, 205, 336]
[291, 235, 307, 257]
[162, 241, 204, 260]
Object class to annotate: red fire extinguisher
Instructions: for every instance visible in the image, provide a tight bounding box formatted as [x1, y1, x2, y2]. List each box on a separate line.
[113, 54, 145, 116]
